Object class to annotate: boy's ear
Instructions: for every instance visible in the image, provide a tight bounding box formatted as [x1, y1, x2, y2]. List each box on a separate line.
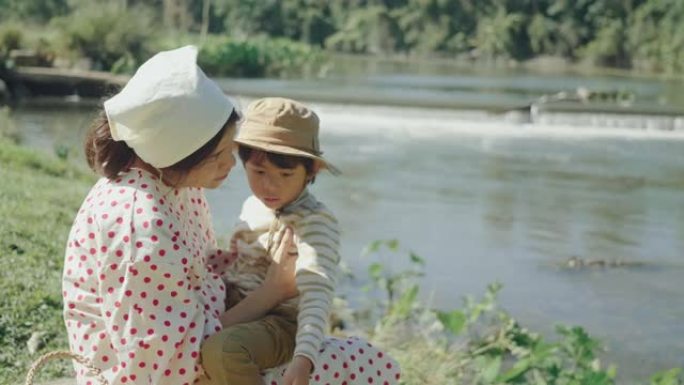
[312, 161, 323, 175]
[307, 161, 322, 183]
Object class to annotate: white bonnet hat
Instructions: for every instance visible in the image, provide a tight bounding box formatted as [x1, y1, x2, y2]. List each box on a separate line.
[104, 45, 234, 168]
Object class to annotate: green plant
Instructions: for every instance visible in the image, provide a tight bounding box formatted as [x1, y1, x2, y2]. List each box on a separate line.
[358, 240, 683, 385]
[0, 107, 20, 143]
[362, 239, 425, 316]
[0, 22, 22, 58]
[652, 368, 683, 385]
[53, 143, 69, 160]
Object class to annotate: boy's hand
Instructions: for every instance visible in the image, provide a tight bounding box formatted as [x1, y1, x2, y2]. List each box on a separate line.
[282, 355, 313, 385]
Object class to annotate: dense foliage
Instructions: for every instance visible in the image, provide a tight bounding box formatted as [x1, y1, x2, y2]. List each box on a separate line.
[196, 35, 326, 77]
[2, 0, 684, 75]
[0, 0, 326, 77]
[212, 0, 684, 74]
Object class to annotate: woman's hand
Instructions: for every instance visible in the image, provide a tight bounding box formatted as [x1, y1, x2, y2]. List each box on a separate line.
[263, 226, 298, 302]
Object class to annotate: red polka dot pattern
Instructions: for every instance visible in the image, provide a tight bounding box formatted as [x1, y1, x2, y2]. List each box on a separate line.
[63, 169, 226, 385]
[262, 337, 400, 385]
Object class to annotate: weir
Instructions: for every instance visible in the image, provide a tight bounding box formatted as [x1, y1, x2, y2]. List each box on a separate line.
[3, 66, 684, 133]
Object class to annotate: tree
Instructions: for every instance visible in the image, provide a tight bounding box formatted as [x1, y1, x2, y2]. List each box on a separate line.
[473, 6, 528, 60]
[0, 0, 69, 22]
[393, 0, 478, 54]
[628, 0, 684, 72]
[325, 5, 400, 54]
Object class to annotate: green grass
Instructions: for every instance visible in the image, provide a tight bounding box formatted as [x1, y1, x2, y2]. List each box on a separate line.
[0, 138, 94, 385]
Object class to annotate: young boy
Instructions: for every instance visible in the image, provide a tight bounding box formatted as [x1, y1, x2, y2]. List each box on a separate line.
[206, 97, 341, 385]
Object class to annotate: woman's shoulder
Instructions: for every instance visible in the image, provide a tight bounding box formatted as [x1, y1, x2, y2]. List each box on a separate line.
[88, 168, 160, 197]
[109, 168, 163, 194]
[83, 169, 185, 228]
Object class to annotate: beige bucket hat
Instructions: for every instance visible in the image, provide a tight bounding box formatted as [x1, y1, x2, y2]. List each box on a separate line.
[236, 97, 340, 175]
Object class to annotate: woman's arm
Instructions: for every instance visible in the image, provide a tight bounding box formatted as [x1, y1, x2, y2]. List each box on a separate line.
[219, 227, 299, 328]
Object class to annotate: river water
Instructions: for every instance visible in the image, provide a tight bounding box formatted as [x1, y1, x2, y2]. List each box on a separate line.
[8, 64, 684, 382]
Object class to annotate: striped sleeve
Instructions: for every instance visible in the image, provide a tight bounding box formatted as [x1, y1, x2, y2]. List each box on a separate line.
[292, 209, 341, 367]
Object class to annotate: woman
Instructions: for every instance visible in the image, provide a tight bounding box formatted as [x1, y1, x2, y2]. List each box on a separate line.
[62, 45, 400, 385]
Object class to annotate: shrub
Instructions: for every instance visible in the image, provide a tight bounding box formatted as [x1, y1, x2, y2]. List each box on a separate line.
[50, 2, 157, 72]
[0, 22, 23, 58]
[198, 35, 327, 78]
[0, 107, 19, 143]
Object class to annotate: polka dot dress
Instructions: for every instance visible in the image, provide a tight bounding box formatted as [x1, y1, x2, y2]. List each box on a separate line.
[63, 168, 401, 385]
[263, 337, 401, 385]
[63, 169, 228, 385]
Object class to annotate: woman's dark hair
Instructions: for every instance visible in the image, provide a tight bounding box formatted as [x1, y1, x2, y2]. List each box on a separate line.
[84, 111, 135, 178]
[238, 145, 316, 183]
[84, 109, 240, 179]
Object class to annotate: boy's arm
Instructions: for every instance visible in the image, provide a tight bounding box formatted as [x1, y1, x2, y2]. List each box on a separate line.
[292, 210, 341, 368]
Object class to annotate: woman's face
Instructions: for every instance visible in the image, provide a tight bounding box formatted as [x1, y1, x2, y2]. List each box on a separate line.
[181, 126, 237, 189]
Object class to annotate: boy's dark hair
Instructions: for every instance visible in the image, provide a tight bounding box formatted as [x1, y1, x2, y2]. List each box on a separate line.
[238, 145, 317, 183]
[84, 109, 240, 179]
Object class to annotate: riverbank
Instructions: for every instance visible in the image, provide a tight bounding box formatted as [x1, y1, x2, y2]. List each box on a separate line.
[0, 67, 128, 101]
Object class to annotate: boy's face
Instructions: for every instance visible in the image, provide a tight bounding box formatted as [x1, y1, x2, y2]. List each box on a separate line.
[244, 154, 310, 210]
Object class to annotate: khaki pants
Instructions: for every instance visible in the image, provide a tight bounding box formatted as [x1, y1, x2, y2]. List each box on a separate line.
[200, 314, 297, 385]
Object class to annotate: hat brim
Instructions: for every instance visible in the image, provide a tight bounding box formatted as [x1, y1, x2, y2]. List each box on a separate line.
[235, 138, 341, 175]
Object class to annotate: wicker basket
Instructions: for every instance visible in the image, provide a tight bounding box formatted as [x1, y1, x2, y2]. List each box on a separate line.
[24, 351, 108, 385]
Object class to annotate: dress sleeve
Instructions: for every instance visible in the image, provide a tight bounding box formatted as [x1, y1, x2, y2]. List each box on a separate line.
[292, 210, 341, 367]
[98, 213, 216, 385]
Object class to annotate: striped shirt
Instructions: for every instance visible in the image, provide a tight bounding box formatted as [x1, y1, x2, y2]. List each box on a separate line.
[223, 189, 340, 366]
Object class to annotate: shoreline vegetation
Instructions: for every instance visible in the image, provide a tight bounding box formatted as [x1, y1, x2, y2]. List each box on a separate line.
[2, 110, 683, 385]
[3, 1, 684, 84]
[4, 1, 684, 119]
[4, 1, 684, 118]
